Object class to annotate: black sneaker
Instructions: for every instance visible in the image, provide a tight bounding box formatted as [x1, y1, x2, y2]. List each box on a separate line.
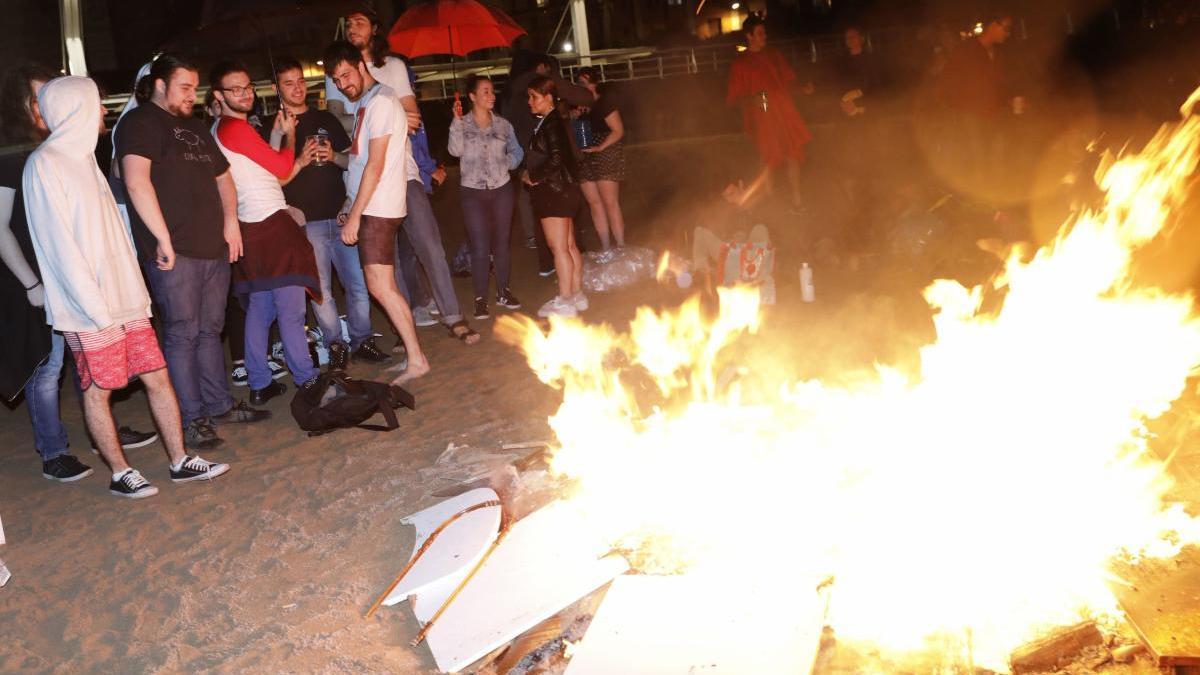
[89, 425, 160, 454]
[249, 381, 287, 406]
[212, 400, 272, 423]
[474, 297, 491, 320]
[118, 426, 158, 449]
[496, 289, 521, 310]
[109, 469, 158, 499]
[329, 342, 349, 370]
[231, 361, 248, 387]
[184, 418, 225, 450]
[268, 357, 289, 380]
[170, 455, 230, 483]
[42, 455, 94, 482]
[353, 337, 391, 363]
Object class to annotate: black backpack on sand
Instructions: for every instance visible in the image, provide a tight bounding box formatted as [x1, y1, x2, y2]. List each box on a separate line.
[290, 372, 416, 437]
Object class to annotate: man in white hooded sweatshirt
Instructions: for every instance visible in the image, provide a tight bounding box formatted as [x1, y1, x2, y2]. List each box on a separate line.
[22, 76, 230, 499]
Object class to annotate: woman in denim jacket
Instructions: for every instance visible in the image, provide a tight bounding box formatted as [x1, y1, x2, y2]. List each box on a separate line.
[448, 75, 524, 321]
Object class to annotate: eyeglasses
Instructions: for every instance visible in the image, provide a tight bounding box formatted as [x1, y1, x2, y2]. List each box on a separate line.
[220, 86, 254, 97]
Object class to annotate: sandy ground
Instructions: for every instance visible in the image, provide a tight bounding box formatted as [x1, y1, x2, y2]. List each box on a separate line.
[2, 131, 1200, 673]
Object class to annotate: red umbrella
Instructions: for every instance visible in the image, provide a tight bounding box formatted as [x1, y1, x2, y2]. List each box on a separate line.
[387, 0, 526, 59]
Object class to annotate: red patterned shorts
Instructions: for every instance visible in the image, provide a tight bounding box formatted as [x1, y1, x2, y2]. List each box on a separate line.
[63, 318, 166, 390]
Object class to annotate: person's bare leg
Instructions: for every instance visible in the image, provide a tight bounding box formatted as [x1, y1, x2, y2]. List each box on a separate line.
[579, 181, 610, 249]
[363, 263, 431, 384]
[598, 180, 625, 247]
[542, 217, 574, 299]
[786, 158, 804, 209]
[566, 221, 583, 296]
[82, 386, 130, 474]
[138, 368, 187, 466]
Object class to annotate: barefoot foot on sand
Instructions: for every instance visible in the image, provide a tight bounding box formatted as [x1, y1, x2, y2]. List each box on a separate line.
[391, 359, 430, 385]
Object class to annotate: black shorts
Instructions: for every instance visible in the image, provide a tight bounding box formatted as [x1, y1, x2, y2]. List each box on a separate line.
[531, 184, 582, 220]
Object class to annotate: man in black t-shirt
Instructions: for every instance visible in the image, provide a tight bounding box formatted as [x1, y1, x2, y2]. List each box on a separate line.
[262, 59, 376, 370]
[116, 55, 270, 450]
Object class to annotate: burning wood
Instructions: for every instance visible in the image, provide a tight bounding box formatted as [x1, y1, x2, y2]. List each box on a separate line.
[1009, 621, 1103, 674]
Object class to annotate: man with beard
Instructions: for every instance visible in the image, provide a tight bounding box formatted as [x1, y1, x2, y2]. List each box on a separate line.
[117, 55, 270, 451]
[209, 61, 321, 405]
[324, 8, 479, 346]
[323, 41, 431, 384]
[24, 76, 230, 498]
[263, 58, 380, 369]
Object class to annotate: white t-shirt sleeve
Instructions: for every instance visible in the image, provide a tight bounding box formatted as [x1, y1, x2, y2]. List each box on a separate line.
[364, 95, 396, 142]
[371, 59, 415, 100]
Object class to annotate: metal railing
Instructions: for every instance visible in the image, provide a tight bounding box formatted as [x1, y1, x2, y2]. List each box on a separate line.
[100, 30, 908, 112]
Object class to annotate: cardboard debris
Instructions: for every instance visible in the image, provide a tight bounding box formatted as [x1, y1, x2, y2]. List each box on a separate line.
[417, 501, 627, 673]
[382, 488, 502, 608]
[564, 573, 828, 675]
[1111, 548, 1200, 667]
[1009, 621, 1103, 674]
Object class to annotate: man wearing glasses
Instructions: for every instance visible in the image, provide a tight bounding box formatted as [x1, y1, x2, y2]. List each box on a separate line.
[209, 61, 322, 406]
[118, 54, 271, 453]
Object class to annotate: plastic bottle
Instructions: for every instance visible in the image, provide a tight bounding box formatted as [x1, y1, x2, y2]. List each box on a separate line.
[800, 262, 815, 302]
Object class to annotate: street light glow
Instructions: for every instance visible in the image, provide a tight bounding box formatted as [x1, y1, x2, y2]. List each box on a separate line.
[563, 40, 574, 52]
[731, 2, 740, 9]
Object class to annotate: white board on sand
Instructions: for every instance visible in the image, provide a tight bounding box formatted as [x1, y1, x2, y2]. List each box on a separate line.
[418, 501, 628, 673]
[565, 573, 829, 675]
[383, 488, 502, 607]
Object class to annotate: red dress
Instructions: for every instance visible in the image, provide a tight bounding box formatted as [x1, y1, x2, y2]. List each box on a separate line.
[726, 48, 813, 167]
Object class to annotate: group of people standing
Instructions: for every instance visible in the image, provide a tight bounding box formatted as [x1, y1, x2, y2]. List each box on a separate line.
[0, 5, 630, 499]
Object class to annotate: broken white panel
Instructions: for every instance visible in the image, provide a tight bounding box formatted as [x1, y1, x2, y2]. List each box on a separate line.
[565, 572, 829, 675]
[418, 500, 628, 673]
[383, 488, 502, 607]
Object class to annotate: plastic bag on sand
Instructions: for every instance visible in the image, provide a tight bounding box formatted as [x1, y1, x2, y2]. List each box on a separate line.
[582, 246, 657, 292]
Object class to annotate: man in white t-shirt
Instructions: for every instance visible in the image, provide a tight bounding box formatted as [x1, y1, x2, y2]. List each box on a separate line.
[325, 7, 475, 343]
[324, 41, 430, 385]
[325, 7, 421, 136]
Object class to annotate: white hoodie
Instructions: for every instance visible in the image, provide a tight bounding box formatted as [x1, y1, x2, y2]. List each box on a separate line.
[22, 77, 151, 333]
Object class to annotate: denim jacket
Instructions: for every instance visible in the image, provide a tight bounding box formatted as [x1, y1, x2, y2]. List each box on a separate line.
[411, 125, 439, 194]
[447, 112, 523, 190]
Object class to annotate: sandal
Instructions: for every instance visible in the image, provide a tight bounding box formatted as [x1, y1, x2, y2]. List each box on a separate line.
[448, 320, 480, 345]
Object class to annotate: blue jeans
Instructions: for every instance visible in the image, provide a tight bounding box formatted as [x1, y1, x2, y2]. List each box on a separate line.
[245, 285, 318, 390]
[398, 180, 463, 325]
[394, 230, 432, 309]
[461, 182, 515, 299]
[146, 255, 234, 426]
[26, 332, 70, 461]
[306, 218, 372, 350]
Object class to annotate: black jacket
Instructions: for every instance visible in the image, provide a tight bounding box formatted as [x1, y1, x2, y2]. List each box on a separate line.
[525, 112, 578, 193]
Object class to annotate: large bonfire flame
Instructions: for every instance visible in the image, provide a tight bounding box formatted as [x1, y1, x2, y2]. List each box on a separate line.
[497, 91, 1200, 669]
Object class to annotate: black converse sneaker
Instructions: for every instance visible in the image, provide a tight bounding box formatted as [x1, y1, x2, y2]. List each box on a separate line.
[474, 297, 490, 320]
[353, 337, 391, 363]
[170, 455, 231, 483]
[42, 455, 94, 482]
[109, 469, 159, 499]
[496, 289, 521, 310]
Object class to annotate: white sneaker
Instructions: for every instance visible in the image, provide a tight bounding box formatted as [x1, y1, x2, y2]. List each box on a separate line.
[537, 296, 579, 318]
[571, 292, 589, 311]
[412, 304, 439, 327]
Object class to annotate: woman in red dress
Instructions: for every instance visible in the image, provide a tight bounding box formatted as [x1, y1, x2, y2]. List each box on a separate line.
[726, 15, 813, 211]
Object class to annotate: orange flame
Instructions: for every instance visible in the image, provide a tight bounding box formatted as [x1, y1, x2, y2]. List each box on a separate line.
[496, 90, 1200, 669]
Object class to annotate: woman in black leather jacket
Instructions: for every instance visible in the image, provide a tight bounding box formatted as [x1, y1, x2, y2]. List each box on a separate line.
[522, 76, 586, 318]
